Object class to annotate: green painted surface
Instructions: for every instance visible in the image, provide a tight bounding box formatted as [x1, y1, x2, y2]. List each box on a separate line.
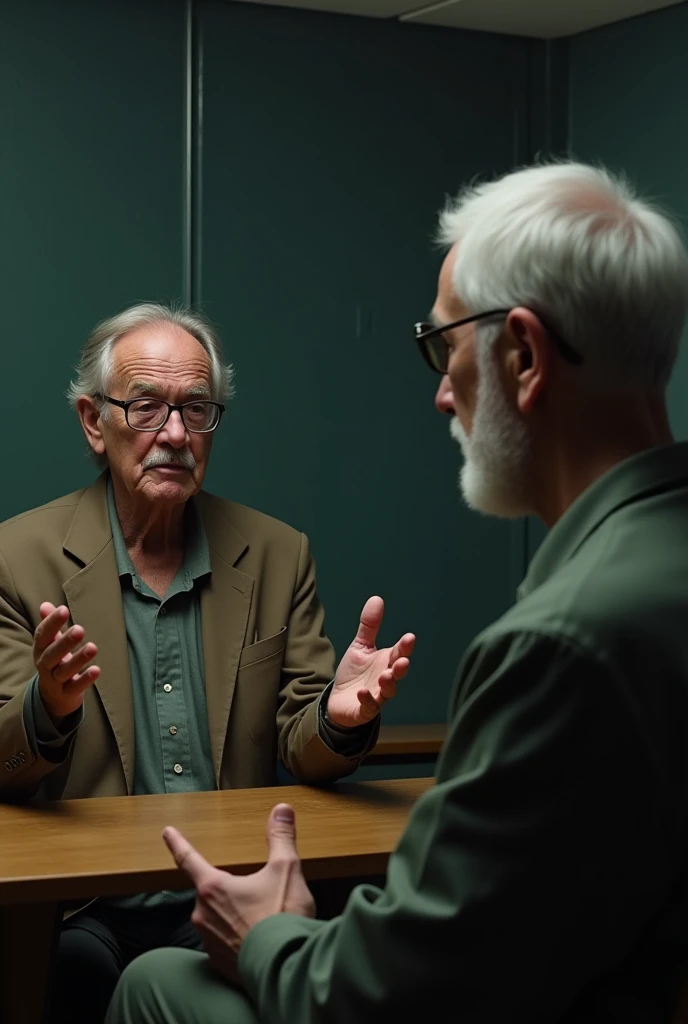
[198, 1, 533, 725]
[0, 0, 186, 516]
[569, 4, 688, 442]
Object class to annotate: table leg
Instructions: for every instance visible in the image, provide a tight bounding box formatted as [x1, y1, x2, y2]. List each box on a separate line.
[0, 902, 59, 1024]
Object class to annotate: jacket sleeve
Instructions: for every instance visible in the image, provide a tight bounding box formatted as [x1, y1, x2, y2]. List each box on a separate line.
[0, 550, 78, 798]
[240, 630, 671, 1023]
[276, 533, 378, 784]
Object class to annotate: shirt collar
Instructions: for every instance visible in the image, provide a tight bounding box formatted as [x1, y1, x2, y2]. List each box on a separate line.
[106, 475, 212, 584]
[518, 442, 688, 600]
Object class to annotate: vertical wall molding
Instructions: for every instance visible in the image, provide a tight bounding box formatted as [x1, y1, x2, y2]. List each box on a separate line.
[182, 0, 203, 308]
[193, 7, 204, 308]
[182, 0, 193, 306]
[522, 37, 571, 162]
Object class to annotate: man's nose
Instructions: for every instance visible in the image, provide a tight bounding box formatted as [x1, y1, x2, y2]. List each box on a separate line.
[434, 374, 455, 416]
[159, 410, 189, 447]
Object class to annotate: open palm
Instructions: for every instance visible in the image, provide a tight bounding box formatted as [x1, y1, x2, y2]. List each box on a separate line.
[326, 596, 416, 728]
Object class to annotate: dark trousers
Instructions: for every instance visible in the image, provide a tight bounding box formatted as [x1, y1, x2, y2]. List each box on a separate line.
[47, 900, 203, 1024]
[47, 876, 385, 1024]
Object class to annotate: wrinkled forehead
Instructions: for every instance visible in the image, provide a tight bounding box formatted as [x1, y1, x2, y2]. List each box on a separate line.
[110, 323, 212, 393]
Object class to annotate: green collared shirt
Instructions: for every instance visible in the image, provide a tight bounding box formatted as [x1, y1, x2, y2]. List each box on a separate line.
[106, 479, 214, 910]
[106, 480, 215, 798]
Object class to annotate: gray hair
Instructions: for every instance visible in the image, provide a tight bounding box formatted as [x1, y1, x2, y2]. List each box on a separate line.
[67, 302, 234, 411]
[437, 161, 688, 390]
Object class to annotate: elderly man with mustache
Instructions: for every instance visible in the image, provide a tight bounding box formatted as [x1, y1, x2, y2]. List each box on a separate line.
[0, 303, 414, 1024]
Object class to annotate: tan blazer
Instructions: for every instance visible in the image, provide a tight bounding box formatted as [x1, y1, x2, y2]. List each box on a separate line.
[0, 475, 359, 801]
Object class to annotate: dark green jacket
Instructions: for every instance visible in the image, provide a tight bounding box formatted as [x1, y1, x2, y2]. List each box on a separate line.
[240, 443, 688, 1023]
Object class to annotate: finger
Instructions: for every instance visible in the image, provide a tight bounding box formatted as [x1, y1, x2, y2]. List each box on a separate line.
[266, 804, 300, 865]
[51, 638, 96, 679]
[40, 623, 83, 665]
[52, 645, 99, 685]
[34, 605, 70, 651]
[63, 664, 101, 693]
[379, 664, 404, 694]
[387, 633, 416, 666]
[390, 656, 410, 682]
[192, 899, 229, 942]
[39, 602, 58, 621]
[358, 667, 400, 706]
[193, 916, 241, 983]
[353, 596, 384, 649]
[40, 628, 88, 673]
[357, 687, 383, 712]
[355, 690, 384, 723]
[162, 826, 217, 888]
[197, 920, 231, 959]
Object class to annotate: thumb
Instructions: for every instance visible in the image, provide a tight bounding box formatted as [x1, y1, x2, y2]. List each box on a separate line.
[266, 803, 299, 863]
[353, 595, 385, 648]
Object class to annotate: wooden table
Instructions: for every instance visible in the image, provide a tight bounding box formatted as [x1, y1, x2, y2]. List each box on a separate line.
[366, 723, 446, 765]
[0, 777, 431, 1024]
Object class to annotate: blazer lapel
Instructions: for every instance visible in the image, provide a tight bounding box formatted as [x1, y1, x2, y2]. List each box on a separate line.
[62, 475, 135, 793]
[198, 495, 251, 784]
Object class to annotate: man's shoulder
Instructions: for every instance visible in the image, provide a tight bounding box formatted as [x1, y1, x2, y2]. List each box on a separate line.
[197, 492, 304, 545]
[475, 506, 688, 674]
[0, 486, 87, 543]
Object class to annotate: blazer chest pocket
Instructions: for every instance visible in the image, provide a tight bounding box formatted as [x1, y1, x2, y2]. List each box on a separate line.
[235, 627, 287, 746]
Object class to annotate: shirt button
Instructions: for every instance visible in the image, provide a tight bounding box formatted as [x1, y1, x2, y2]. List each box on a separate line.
[169, 725, 178, 736]
[173, 763, 183, 774]
[160, 607, 167, 616]
[163, 683, 172, 693]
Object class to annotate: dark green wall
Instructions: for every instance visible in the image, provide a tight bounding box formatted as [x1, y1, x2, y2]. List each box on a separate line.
[1, 0, 549, 734]
[569, 1, 688, 441]
[197, 2, 539, 724]
[0, 0, 187, 511]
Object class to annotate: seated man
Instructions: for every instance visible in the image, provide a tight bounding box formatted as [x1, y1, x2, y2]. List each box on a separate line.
[109, 161, 688, 1024]
[0, 302, 414, 1023]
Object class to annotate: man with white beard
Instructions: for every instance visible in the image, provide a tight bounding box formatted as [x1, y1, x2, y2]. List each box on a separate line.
[109, 161, 688, 1024]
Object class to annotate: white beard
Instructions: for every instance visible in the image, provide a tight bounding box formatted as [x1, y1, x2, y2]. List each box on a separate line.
[449, 349, 534, 518]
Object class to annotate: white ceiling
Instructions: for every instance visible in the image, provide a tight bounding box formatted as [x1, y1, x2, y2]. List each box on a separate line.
[232, 0, 685, 39]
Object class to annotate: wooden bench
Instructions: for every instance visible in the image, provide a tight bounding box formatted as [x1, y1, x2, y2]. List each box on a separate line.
[366, 724, 446, 765]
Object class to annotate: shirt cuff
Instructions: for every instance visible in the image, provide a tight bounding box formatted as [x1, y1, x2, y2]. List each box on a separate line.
[239, 912, 329, 1004]
[317, 680, 378, 757]
[23, 675, 83, 755]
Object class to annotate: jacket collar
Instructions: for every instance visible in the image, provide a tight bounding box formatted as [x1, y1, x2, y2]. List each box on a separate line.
[519, 442, 688, 600]
[63, 472, 248, 570]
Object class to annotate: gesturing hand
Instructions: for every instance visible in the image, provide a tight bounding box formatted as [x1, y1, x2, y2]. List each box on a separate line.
[163, 804, 314, 984]
[34, 602, 100, 723]
[326, 596, 416, 728]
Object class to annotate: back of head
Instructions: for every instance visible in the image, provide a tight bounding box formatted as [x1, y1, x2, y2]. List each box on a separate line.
[438, 162, 688, 390]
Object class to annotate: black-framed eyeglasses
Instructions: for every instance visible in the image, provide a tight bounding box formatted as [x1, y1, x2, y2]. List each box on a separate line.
[414, 308, 584, 373]
[95, 394, 225, 433]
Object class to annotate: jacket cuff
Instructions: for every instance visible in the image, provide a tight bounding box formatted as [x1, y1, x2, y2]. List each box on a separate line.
[317, 681, 379, 757]
[23, 675, 83, 756]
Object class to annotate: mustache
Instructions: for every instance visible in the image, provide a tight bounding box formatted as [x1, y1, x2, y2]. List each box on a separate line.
[142, 448, 197, 471]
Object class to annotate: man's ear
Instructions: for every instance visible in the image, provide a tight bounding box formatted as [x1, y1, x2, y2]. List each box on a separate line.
[504, 307, 551, 414]
[76, 396, 106, 458]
